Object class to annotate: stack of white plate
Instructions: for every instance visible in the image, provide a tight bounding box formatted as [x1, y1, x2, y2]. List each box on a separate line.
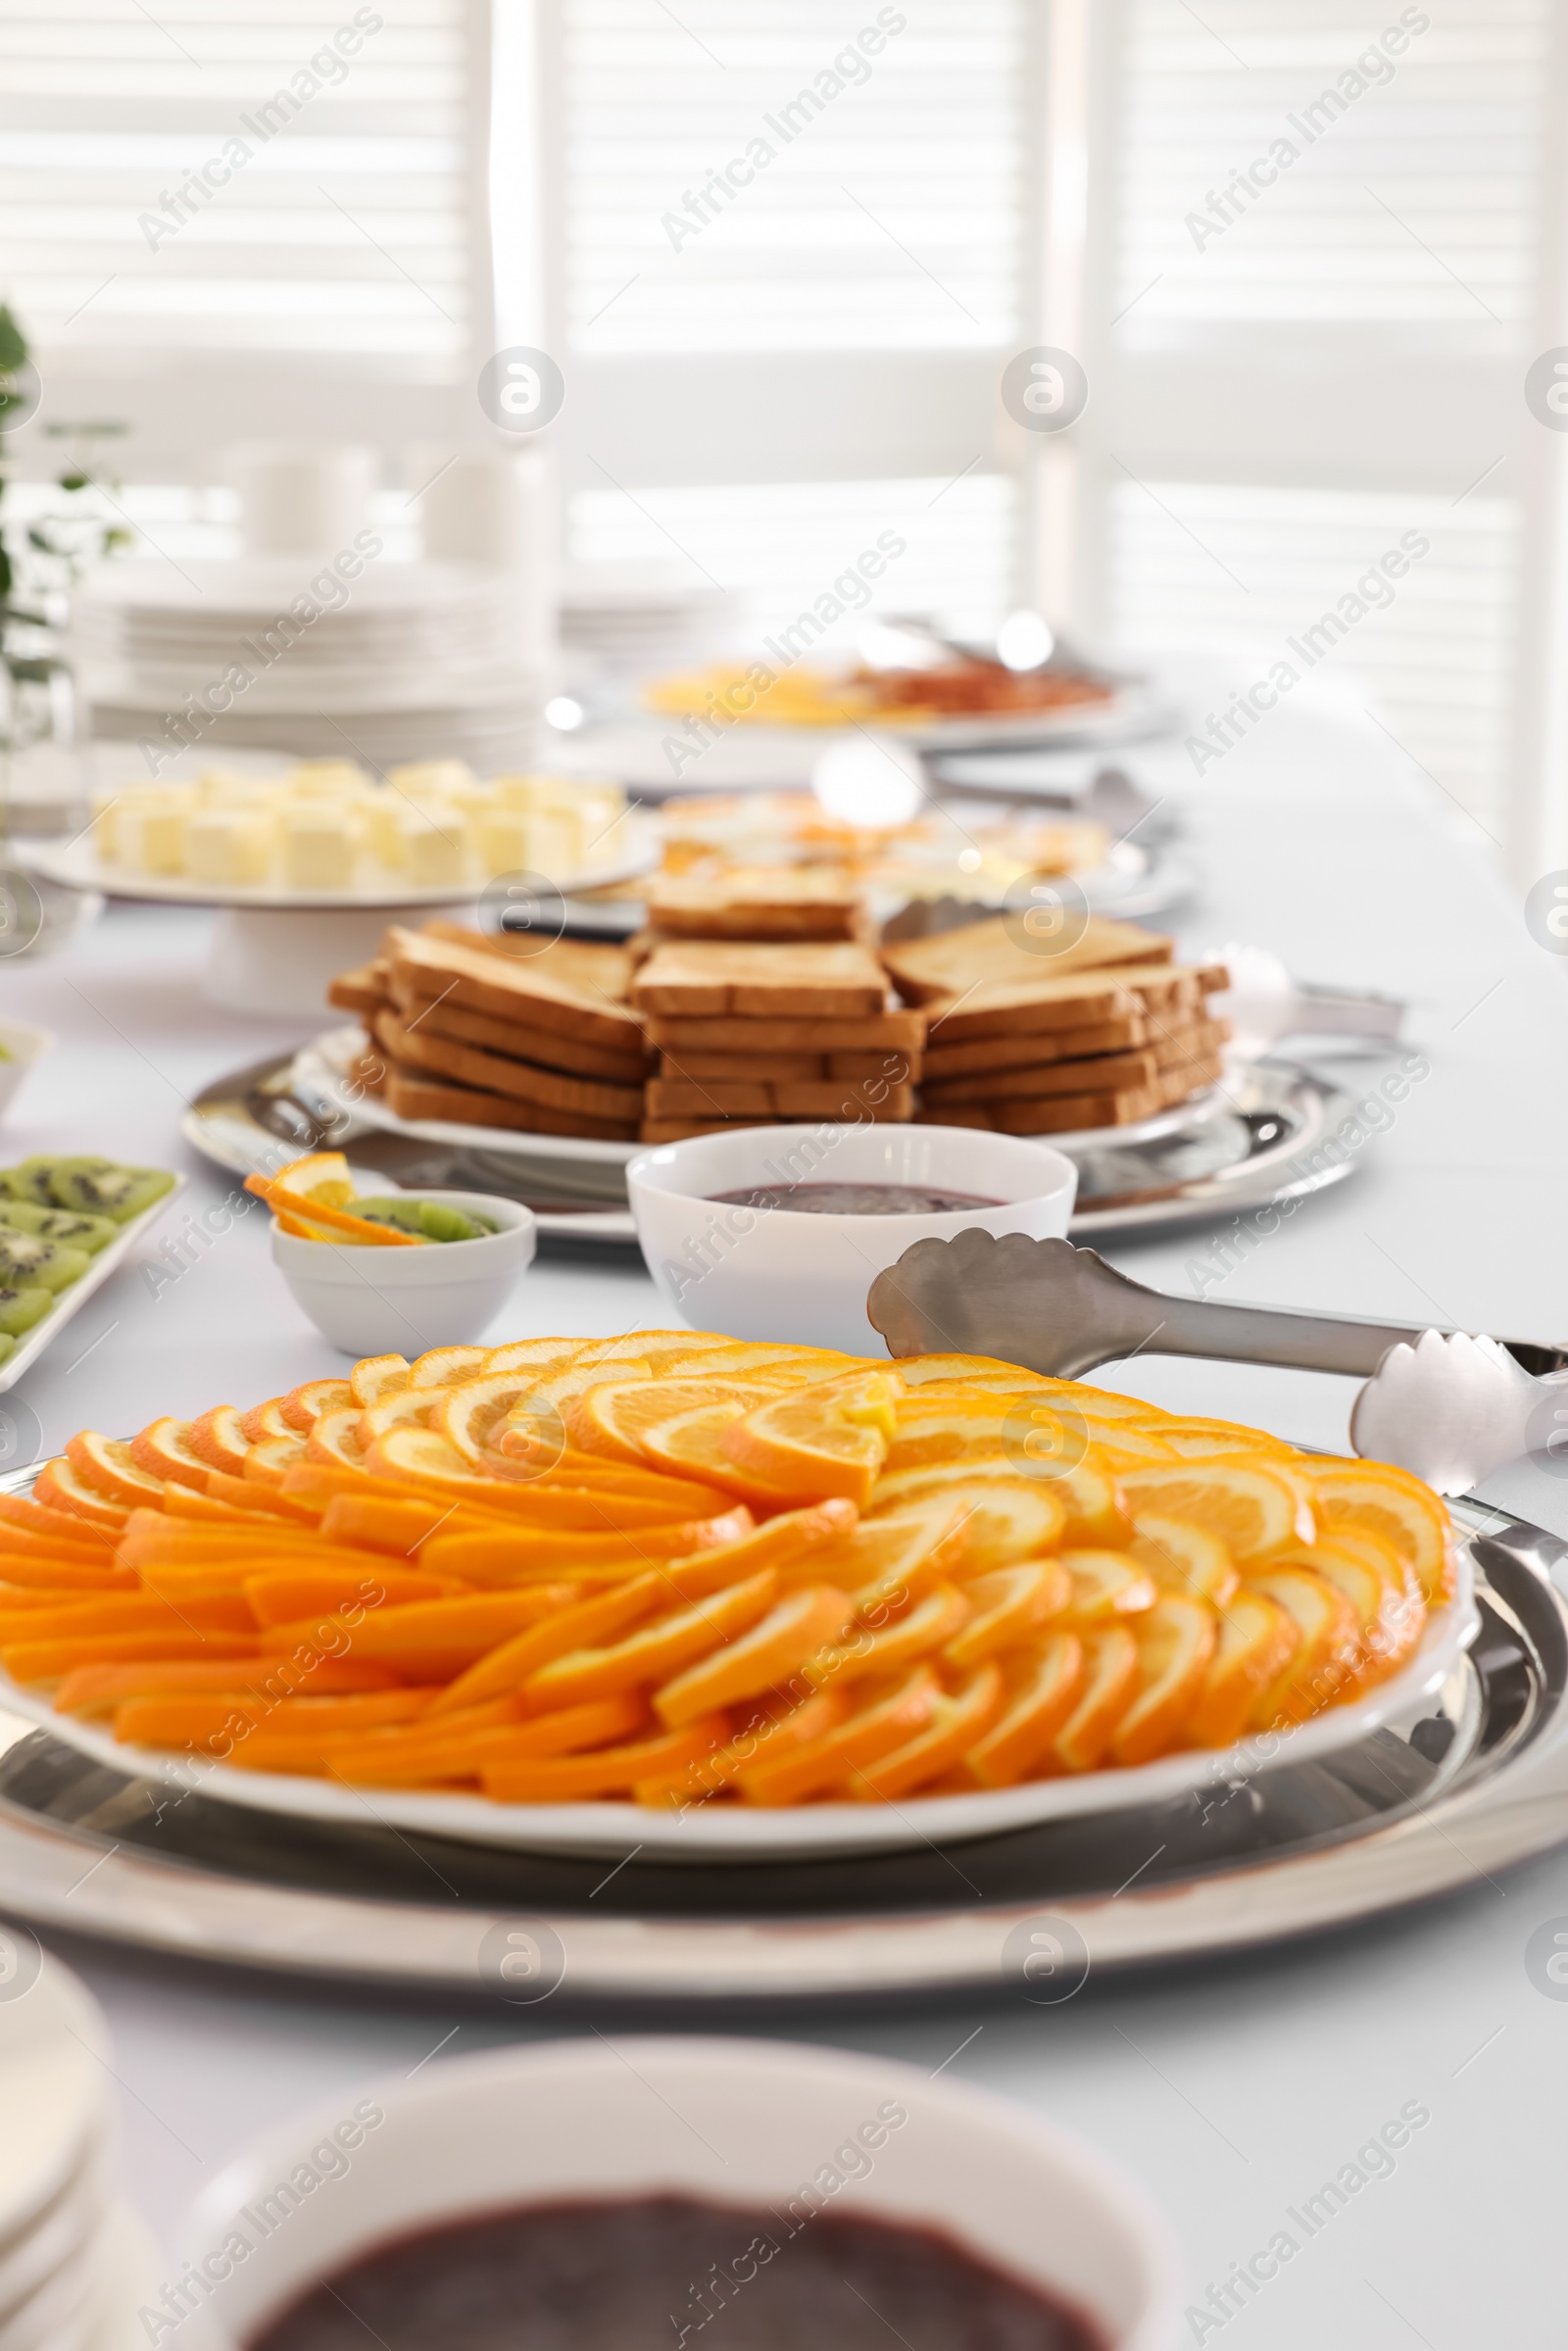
[560, 564, 739, 695]
[72, 561, 545, 771]
[0, 1936, 161, 2351]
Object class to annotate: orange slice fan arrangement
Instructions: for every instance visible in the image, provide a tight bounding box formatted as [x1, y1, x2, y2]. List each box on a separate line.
[3, 1340, 1455, 1810]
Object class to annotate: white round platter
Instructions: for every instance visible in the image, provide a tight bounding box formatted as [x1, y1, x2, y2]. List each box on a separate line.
[25, 815, 659, 913]
[0, 1549, 1478, 1862]
[298, 1027, 642, 1167]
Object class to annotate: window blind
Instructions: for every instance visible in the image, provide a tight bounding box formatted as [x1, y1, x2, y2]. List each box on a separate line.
[0, 0, 473, 363]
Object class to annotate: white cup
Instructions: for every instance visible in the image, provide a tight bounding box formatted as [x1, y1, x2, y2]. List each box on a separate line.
[175, 2038, 1181, 2350]
[628, 1122, 1078, 1353]
[270, 1189, 537, 1356]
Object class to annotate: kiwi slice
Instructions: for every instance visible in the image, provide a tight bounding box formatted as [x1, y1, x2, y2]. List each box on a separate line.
[0, 1286, 52, 1337]
[0, 1156, 88, 1207]
[48, 1161, 175, 1222]
[0, 1202, 118, 1253]
[0, 1235, 90, 1293]
[355, 1197, 497, 1243]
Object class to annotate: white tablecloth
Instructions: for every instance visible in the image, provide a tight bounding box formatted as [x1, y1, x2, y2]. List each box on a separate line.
[5, 697, 1567, 2346]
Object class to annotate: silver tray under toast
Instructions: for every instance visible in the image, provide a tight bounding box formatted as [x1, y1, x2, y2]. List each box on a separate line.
[182, 1053, 1362, 1250]
[1, 1492, 1563, 2007]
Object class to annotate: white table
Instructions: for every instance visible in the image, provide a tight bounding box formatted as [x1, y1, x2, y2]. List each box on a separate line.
[6, 700, 1568, 2347]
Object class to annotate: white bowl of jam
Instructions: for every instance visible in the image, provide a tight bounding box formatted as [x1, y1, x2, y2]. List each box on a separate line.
[173, 2037, 1181, 2351]
[627, 1122, 1077, 1352]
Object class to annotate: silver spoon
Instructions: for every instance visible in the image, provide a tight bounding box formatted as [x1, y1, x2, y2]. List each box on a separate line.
[865, 1232, 1568, 1493]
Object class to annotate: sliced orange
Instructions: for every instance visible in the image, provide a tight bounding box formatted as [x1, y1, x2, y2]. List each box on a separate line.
[67, 1432, 166, 1511]
[1266, 1543, 1423, 1689]
[303, 1409, 368, 1474]
[127, 1419, 213, 1494]
[363, 1424, 482, 1494]
[634, 1688, 851, 1808]
[356, 1389, 445, 1450]
[737, 1666, 937, 1805]
[408, 1346, 488, 1390]
[1185, 1589, 1298, 1749]
[1110, 1592, 1217, 1766]
[864, 1461, 1067, 1568]
[720, 1369, 904, 1509]
[1115, 1460, 1314, 1561]
[241, 1435, 308, 1489]
[1128, 1513, 1239, 1607]
[242, 1397, 296, 1444]
[482, 1338, 582, 1378]
[435, 1372, 565, 1466]
[522, 1567, 780, 1712]
[891, 1353, 1058, 1390]
[1308, 1462, 1455, 1604]
[942, 1561, 1069, 1668]
[966, 1635, 1084, 1787]
[883, 1393, 1056, 1472]
[1059, 1550, 1157, 1623]
[272, 1150, 358, 1207]
[184, 1405, 251, 1477]
[653, 1584, 855, 1728]
[1246, 1566, 1361, 1728]
[566, 1376, 780, 1468]
[814, 1500, 972, 1613]
[1127, 1416, 1297, 1461]
[806, 1583, 972, 1690]
[637, 1398, 760, 1493]
[348, 1353, 410, 1408]
[280, 1379, 352, 1433]
[483, 1711, 731, 1802]
[848, 1663, 1004, 1801]
[429, 1575, 671, 1713]
[32, 1458, 130, 1531]
[659, 1344, 857, 1381]
[1052, 1625, 1140, 1772]
[1054, 1452, 1133, 1547]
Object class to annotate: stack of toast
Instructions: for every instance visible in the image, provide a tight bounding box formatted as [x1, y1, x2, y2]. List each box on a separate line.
[631, 940, 925, 1143]
[882, 915, 1230, 1135]
[328, 923, 650, 1142]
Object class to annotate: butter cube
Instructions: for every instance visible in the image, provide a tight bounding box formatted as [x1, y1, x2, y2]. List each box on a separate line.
[387, 760, 475, 798]
[286, 760, 366, 798]
[399, 810, 470, 886]
[477, 810, 535, 878]
[185, 810, 274, 885]
[282, 813, 358, 889]
[119, 801, 187, 875]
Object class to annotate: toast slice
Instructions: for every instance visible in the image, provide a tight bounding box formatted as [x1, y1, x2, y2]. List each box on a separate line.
[384, 926, 644, 1053]
[392, 992, 650, 1082]
[382, 1066, 639, 1141]
[644, 1010, 926, 1054]
[632, 940, 888, 1019]
[647, 867, 862, 941]
[420, 921, 636, 1001]
[882, 913, 1174, 1006]
[373, 1009, 645, 1125]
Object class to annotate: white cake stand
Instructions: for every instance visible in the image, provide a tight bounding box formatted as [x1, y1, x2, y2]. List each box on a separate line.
[27, 825, 659, 1017]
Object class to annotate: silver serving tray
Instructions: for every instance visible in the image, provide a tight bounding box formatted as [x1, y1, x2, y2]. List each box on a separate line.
[181, 1053, 1358, 1250]
[0, 1493, 1562, 2005]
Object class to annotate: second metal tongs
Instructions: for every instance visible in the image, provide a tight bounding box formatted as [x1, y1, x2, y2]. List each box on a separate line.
[864, 1232, 1568, 1494]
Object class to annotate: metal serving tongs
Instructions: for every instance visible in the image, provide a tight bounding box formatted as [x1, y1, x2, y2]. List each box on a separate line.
[865, 1231, 1568, 1495]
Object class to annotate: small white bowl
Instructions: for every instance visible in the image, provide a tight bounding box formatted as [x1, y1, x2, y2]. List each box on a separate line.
[0, 1017, 54, 1124]
[270, 1188, 537, 1356]
[628, 1122, 1078, 1352]
[175, 2038, 1182, 2351]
